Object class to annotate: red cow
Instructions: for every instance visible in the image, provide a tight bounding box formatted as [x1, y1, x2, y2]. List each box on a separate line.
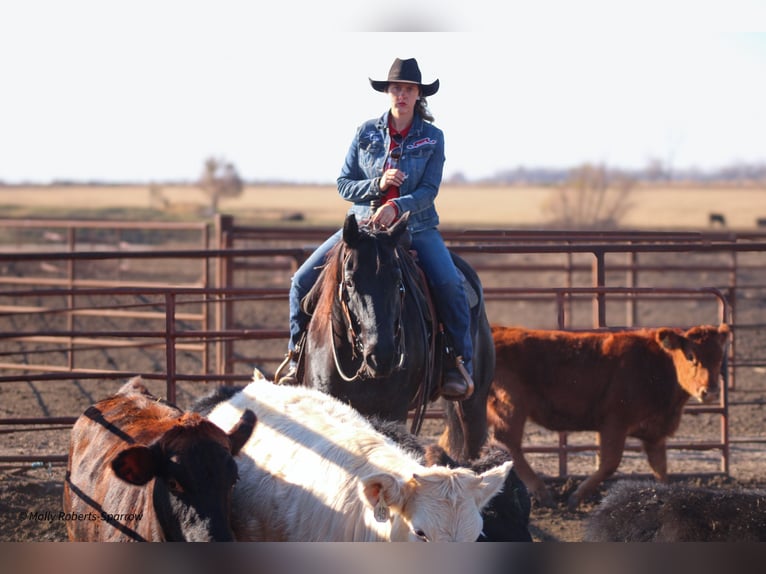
[63, 377, 256, 541]
[487, 324, 730, 509]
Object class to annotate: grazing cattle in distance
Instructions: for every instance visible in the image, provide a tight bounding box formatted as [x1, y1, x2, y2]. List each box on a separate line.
[369, 416, 532, 542]
[203, 371, 512, 542]
[487, 324, 730, 509]
[708, 212, 726, 226]
[585, 480, 766, 542]
[63, 377, 256, 542]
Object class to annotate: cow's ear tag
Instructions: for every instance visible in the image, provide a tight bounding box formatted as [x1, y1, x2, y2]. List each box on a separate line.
[374, 501, 390, 522]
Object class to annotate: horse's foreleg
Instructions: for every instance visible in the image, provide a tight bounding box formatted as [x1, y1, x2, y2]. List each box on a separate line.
[437, 398, 487, 462]
[437, 400, 467, 461]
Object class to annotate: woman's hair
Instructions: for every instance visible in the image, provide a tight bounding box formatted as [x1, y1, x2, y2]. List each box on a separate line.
[415, 97, 435, 123]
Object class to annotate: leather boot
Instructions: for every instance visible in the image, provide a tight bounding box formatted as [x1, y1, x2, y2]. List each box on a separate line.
[440, 356, 474, 400]
[274, 351, 299, 385]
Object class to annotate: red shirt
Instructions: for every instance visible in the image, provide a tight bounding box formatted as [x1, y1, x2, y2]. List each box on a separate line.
[382, 118, 411, 209]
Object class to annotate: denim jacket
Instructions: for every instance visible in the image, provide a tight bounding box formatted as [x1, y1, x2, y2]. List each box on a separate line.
[336, 110, 445, 233]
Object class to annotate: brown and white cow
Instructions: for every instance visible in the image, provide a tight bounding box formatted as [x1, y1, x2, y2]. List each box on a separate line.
[485, 324, 730, 509]
[204, 370, 511, 542]
[63, 377, 256, 541]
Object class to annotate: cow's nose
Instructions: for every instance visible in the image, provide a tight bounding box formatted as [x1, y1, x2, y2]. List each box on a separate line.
[699, 385, 719, 404]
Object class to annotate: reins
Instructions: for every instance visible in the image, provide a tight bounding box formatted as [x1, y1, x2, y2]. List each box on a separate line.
[395, 246, 437, 435]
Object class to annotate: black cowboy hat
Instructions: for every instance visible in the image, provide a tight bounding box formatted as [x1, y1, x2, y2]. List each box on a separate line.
[369, 58, 440, 97]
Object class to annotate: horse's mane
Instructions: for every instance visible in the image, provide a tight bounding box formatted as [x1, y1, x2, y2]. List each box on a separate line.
[312, 225, 387, 320]
[312, 240, 346, 320]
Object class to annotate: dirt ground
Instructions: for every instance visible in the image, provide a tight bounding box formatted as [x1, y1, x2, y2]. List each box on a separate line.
[1, 228, 765, 542]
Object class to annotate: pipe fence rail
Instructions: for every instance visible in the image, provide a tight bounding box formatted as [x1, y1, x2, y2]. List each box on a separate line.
[1, 217, 765, 480]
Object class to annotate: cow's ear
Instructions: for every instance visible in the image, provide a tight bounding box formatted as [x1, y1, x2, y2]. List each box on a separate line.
[112, 445, 159, 485]
[361, 473, 403, 510]
[657, 328, 684, 350]
[473, 461, 513, 510]
[228, 409, 256, 456]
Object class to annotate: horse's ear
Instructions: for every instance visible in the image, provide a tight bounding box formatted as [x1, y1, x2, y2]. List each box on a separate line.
[389, 212, 410, 245]
[343, 213, 361, 247]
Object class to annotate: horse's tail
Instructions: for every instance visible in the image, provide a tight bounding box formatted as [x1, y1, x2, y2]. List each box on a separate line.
[442, 250, 494, 460]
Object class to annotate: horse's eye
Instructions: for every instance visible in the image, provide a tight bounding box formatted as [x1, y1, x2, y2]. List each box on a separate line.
[414, 529, 429, 542]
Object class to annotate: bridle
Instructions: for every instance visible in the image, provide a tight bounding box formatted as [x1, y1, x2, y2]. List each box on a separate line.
[331, 246, 407, 382]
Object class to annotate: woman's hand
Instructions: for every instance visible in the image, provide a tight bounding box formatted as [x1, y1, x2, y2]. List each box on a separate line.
[371, 203, 398, 228]
[379, 168, 406, 191]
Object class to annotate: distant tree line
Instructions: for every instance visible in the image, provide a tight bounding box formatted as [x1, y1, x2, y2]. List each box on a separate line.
[2, 160, 764, 188]
[448, 160, 766, 186]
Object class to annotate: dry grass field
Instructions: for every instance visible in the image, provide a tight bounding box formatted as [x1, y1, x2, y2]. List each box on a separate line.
[1, 183, 764, 229]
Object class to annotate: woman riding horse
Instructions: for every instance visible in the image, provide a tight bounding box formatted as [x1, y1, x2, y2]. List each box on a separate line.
[276, 57, 473, 400]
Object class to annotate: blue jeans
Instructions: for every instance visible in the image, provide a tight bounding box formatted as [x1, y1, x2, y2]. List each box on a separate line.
[287, 226, 473, 375]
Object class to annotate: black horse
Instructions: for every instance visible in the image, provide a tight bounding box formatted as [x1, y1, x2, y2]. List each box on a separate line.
[294, 212, 494, 460]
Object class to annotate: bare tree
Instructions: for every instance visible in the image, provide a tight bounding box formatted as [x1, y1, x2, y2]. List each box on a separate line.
[148, 183, 168, 210]
[644, 157, 670, 182]
[542, 163, 635, 228]
[198, 157, 244, 214]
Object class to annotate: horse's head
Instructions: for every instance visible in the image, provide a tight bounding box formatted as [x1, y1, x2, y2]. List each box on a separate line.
[339, 212, 411, 379]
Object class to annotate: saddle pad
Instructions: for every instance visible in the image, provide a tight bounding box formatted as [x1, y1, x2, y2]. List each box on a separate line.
[457, 266, 480, 309]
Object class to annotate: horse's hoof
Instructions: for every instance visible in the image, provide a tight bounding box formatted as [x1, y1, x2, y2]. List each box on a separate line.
[535, 491, 557, 509]
[566, 495, 582, 512]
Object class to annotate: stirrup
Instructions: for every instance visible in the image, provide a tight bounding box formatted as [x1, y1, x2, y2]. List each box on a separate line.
[455, 356, 474, 399]
[274, 351, 296, 385]
[440, 356, 474, 401]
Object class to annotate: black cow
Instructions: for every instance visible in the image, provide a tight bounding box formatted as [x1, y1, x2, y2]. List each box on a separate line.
[585, 480, 766, 542]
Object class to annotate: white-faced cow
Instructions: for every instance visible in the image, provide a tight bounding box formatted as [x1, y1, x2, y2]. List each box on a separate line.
[486, 324, 730, 509]
[203, 371, 511, 542]
[63, 377, 256, 541]
[422, 442, 533, 542]
[585, 480, 766, 542]
[368, 416, 532, 542]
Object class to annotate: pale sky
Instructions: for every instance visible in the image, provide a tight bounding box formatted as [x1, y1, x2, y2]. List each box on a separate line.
[1, 1, 765, 184]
